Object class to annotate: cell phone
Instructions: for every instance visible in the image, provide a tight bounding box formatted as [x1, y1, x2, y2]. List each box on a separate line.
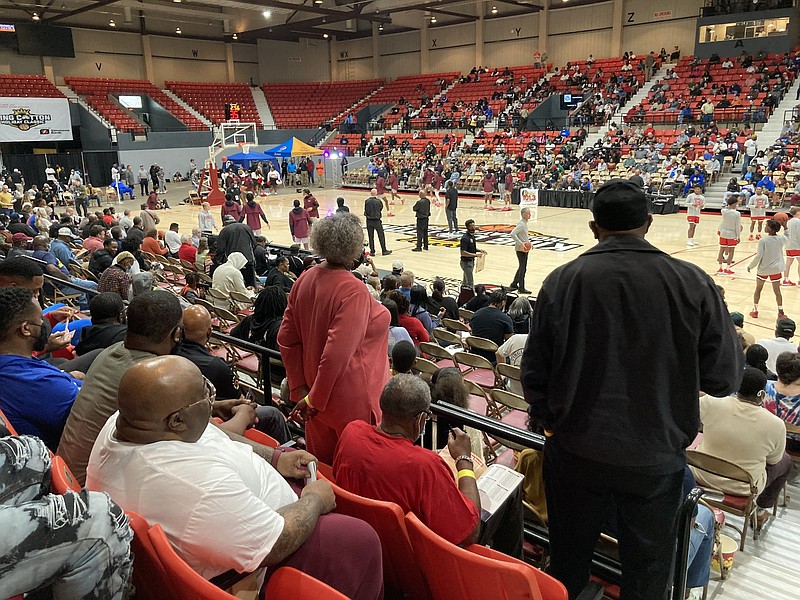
[307, 460, 318, 482]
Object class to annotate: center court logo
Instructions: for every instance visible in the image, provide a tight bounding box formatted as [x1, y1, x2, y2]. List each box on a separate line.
[381, 223, 583, 252]
[0, 107, 52, 131]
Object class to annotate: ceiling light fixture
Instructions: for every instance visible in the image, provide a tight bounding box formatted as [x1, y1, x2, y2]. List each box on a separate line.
[109, 19, 115, 26]
[430, 16, 437, 23]
[32, 12, 40, 20]
[232, 33, 238, 40]
[323, 33, 329, 38]
[378, 24, 383, 31]
[314, 0, 323, 4]
[491, 6, 497, 13]
[176, 27, 182, 34]
[262, 9, 271, 18]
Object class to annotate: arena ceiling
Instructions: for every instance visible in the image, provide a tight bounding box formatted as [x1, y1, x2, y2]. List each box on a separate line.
[0, 0, 610, 42]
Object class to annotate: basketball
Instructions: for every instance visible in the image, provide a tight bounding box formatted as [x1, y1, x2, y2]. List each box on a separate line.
[774, 212, 790, 227]
[521, 241, 532, 252]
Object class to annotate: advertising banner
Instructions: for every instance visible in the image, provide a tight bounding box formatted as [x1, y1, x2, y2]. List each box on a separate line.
[520, 187, 538, 208]
[0, 97, 73, 141]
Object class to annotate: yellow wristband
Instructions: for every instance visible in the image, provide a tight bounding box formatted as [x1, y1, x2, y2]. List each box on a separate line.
[302, 396, 310, 405]
[457, 469, 476, 480]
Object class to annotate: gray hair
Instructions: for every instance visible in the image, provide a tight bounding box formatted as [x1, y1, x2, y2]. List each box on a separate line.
[310, 213, 364, 267]
[379, 374, 431, 420]
[521, 207, 531, 217]
[508, 296, 532, 318]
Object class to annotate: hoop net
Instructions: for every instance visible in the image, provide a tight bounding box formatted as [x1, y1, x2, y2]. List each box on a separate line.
[238, 141, 252, 155]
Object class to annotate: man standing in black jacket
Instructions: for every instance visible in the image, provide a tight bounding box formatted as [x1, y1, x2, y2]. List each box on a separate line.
[521, 179, 743, 600]
[445, 180, 459, 234]
[364, 188, 392, 256]
[412, 189, 431, 252]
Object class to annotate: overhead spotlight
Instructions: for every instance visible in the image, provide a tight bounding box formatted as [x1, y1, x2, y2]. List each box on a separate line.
[491, 6, 497, 13]
[176, 27, 182, 34]
[430, 16, 437, 23]
[109, 19, 115, 27]
[232, 33, 238, 40]
[262, 9, 271, 18]
[314, 0, 323, 4]
[32, 12, 40, 20]
[323, 33, 329, 38]
[378, 24, 383, 31]
[173, 0, 181, 3]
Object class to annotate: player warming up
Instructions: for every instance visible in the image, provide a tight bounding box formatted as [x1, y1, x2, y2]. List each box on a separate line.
[716, 194, 741, 275]
[783, 207, 800, 286]
[748, 185, 769, 240]
[685, 186, 705, 246]
[748, 218, 788, 319]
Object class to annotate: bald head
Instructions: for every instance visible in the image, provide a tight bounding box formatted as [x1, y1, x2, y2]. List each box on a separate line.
[32, 235, 50, 251]
[116, 356, 210, 444]
[182, 305, 212, 344]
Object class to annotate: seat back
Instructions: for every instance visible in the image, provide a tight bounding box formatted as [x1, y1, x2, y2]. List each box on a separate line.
[414, 356, 441, 376]
[491, 389, 528, 412]
[686, 450, 755, 491]
[265, 567, 348, 599]
[229, 290, 254, 305]
[331, 482, 431, 599]
[431, 327, 463, 347]
[496, 362, 521, 383]
[458, 308, 475, 322]
[453, 351, 495, 372]
[419, 341, 453, 362]
[465, 335, 499, 354]
[148, 523, 236, 599]
[127, 512, 176, 600]
[785, 421, 800, 436]
[441, 317, 470, 333]
[243, 428, 280, 448]
[403, 512, 548, 600]
[50, 455, 82, 495]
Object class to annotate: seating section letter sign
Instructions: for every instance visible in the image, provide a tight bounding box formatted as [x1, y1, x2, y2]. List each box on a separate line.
[0, 97, 73, 141]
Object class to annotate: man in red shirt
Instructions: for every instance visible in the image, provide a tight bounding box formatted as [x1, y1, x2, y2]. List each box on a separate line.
[177, 235, 197, 264]
[333, 374, 523, 557]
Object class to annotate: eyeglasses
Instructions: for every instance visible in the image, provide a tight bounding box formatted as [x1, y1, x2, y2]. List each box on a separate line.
[23, 320, 45, 329]
[165, 377, 216, 421]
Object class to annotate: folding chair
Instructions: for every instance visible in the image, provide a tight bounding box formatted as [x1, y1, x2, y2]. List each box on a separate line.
[464, 335, 499, 356]
[431, 327, 464, 348]
[404, 512, 567, 600]
[419, 341, 457, 369]
[414, 356, 441, 376]
[458, 308, 475, 323]
[265, 567, 348, 600]
[497, 363, 522, 391]
[489, 389, 530, 453]
[453, 351, 501, 389]
[441, 317, 470, 334]
[329, 482, 431, 599]
[686, 449, 759, 551]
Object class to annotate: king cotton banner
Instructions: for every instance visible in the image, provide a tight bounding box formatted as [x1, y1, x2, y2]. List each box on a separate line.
[0, 97, 73, 142]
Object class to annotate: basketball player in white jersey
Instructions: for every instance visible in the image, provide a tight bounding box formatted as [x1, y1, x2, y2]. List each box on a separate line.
[685, 186, 705, 246]
[716, 194, 742, 275]
[748, 218, 788, 319]
[783, 207, 800, 286]
[747, 185, 770, 240]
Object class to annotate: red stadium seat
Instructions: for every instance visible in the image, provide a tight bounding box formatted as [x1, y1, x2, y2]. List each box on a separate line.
[265, 567, 348, 599]
[330, 481, 431, 599]
[0, 407, 19, 436]
[404, 512, 568, 600]
[127, 512, 175, 600]
[50, 455, 81, 494]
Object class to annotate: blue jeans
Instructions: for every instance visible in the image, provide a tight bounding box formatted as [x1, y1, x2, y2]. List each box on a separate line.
[0, 436, 133, 599]
[60, 278, 98, 311]
[686, 504, 714, 588]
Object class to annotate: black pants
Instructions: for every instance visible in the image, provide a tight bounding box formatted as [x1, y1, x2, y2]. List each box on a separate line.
[366, 219, 387, 253]
[139, 179, 149, 196]
[543, 442, 683, 600]
[511, 250, 528, 290]
[416, 218, 429, 249]
[241, 264, 256, 288]
[75, 197, 89, 217]
[479, 485, 524, 559]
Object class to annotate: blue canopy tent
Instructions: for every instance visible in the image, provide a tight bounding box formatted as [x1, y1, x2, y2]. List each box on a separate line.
[222, 150, 279, 169]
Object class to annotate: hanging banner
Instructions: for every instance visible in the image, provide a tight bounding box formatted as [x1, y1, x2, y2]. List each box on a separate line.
[0, 97, 73, 141]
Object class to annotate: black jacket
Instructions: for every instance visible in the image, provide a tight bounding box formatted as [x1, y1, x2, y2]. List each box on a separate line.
[413, 197, 431, 219]
[176, 340, 239, 400]
[74, 323, 127, 356]
[89, 249, 114, 276]
[364, 197, 384, 221]
[521, 235, 743, 471]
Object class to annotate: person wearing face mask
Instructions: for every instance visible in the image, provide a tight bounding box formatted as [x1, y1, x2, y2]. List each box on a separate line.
[0, 287, 83, 450]
[333, 374, 523, 558]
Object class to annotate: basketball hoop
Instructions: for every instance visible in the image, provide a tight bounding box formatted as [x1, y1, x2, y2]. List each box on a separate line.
[238, 141, 251, 154]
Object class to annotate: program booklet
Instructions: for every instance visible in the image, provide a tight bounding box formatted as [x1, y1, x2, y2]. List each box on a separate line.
[476, 463, 524, 522]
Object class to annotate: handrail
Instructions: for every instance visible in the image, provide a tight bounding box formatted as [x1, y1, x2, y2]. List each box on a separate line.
[430, 401, 698, 598]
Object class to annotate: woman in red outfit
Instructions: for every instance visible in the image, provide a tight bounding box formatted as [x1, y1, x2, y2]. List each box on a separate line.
[278, 213, 390, 464]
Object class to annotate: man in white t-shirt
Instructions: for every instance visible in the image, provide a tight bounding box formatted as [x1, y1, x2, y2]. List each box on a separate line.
[497, 334, 527, 395]
[784, 208, 800, 285]
[756, 317, 797, 373]
[743, 135, 758, 175]
[748, 186, 769, 240]
[164, 222, 182, 256]
[685, 186, 705, 246]
[87, 356, 383, 600]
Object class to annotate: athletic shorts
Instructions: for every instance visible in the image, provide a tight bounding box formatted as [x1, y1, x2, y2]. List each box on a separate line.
[687, 216, 700, 224]
[756, 273, 782, 282]
[293, 236, 309, 245]
[751, 215, 766, 221]
[787, 249, 800, 257]
[719, 237, 738, 247]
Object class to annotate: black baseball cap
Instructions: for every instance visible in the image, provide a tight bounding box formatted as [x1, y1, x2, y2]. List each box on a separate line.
[592, 179, 650, 231]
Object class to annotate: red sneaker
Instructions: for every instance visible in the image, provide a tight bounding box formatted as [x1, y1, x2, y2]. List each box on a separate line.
[748, 234, 754, 241]
[749, 310, 759, 319]
[783, 280, 796, 286]
[387, 213, 395, 217]
[486, 206, 495, 211]
[779, 312, 789, 319]
[724, 269, 735, 275]
[716, 268, 725, 275]
[756, 234, 762, 240]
